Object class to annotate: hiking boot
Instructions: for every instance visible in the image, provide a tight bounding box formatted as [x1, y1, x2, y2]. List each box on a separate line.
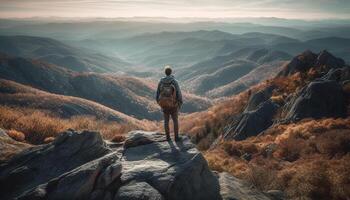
[166, 135, 171, 141]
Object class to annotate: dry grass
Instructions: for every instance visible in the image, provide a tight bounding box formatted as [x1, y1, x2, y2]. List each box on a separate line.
[205, 118, 350, 199]
[0, 106, 156, 144]
[6, 129, 25, 142]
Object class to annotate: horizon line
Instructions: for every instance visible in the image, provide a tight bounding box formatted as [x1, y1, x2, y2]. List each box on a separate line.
[2, 16, 350, 22]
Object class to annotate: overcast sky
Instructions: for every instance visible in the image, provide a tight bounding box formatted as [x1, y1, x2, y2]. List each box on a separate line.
[1, 0, 350, 19]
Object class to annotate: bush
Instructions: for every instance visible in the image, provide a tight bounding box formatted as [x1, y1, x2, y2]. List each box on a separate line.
[0, 106, 151, 144]
[6, 129, 25, 142]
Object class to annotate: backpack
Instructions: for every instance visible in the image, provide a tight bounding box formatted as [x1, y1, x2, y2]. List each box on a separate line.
[158, 82, 177, 110]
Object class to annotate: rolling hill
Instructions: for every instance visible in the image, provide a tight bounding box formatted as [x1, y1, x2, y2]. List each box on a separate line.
[179, 48, 292, 96]
[0, 53, 211, 120]
[0, 79, 140, 123]
[0, 35, 130, 72]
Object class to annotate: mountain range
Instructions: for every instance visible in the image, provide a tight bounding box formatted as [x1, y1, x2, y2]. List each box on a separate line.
[0, 18, 350, 200]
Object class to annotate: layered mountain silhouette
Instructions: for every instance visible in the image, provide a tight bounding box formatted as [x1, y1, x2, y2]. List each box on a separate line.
[0, 35, 130, 72]
[0, 53, 211, 120]
[180, 48, 291, 96]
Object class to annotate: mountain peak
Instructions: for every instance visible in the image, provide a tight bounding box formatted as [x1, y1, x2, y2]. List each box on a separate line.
[278, 50, 345, 77]
[315, 49, 345, 69]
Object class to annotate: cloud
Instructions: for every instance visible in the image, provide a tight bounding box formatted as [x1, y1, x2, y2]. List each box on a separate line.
[0, 0, 349, 19]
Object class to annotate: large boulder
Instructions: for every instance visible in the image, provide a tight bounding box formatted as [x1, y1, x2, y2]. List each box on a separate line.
[225, 100, 279, 141]
[0, 130, 111, 200]
[285, 80, 346, 122]
[0, 130, 223, 200]
[223, 86, 279, 141]
[0, 128, 31, 163]
[120, 131, 221, 200]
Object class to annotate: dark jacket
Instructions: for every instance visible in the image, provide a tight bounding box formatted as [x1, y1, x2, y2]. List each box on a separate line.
[156, 75, 183, 105]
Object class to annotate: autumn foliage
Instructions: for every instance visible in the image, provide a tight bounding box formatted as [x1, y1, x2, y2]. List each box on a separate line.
[206, 118, 350, 199]
[0, 106, 156, 144]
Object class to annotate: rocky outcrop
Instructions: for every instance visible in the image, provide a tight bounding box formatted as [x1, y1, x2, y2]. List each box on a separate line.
[227, 100, 279, 141]
[321, 66, 350, 82]
[224, 87, 279, 141]
[245, 86, 275, 112]
[0, 128, 31, 163]
[285, 80, 346, 122]
[1, 130, 235, 200]
[0, 130, 112, 200]
[277, 50, 345, 77]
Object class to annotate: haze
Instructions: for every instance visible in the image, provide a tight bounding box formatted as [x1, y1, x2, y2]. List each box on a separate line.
[1, 0, 350, 20]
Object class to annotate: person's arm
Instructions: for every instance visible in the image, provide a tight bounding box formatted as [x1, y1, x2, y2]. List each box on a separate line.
[174, 80, 183, 105]
[156, 81, 161, 102]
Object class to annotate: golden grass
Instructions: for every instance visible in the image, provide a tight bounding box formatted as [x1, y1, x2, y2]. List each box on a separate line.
[0, 106, 156, 144]
[6, 129, 25, 142]
[205, 118, 350, 199]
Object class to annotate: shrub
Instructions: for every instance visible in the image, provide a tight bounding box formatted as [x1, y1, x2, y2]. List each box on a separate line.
[111, 135, 126, 143]
[287, 163, 331, 200]
[43, 137, 55, 143]
[6, 129, 25, 142]
[247, 164, 280, 191]
[0, 106, 153, 144]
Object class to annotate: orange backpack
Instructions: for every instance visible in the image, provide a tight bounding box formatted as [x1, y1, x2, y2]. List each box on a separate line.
[158, 82, 177, 110]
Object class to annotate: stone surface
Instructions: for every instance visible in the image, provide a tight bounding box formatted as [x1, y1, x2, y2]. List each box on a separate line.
[285, 80, 346, 122]
[0, 130, 111, 200]
[120, 131, 221, 200]
[322, 66, 350, 82]
[225, 100, 279, 141]
[245, 86, 275, 112]
[0, 130, 231, 200]
[218, 172, 271, 200]
[115, 181, 164, 200]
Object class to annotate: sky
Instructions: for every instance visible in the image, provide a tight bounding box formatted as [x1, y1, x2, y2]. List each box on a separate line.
[1, 0, 350, 20]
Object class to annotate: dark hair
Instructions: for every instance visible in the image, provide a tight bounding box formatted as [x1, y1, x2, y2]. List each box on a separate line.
[165, 66, 172, 76]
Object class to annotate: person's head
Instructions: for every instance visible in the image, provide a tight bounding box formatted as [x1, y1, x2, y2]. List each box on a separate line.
[164, 65, 172, 76]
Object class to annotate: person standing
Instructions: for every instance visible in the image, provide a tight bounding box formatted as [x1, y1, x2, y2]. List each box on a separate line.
[156, 66, 183, 141]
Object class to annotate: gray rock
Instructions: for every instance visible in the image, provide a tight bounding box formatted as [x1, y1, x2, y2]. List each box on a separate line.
[0, 128, 9, 138]
[285, 80, 346, 122]
[245, 86, 275, 112]
[18, 153, 121, 200]
[124, 131, 167, 149]
[265, 190, 285, 200]
[322, 66, 350, 82]
[1, 130, 274, 200]
[120, 131, 221, 200]
[114, 181, 164, 200]
[225, 100, 279, 141]
[315, 50, 345, 70]
[0, 130, 111, 200]
[219, 172, 271, 200]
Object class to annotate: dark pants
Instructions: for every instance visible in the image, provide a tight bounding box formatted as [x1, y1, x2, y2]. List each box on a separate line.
[163, 110, 179, 139]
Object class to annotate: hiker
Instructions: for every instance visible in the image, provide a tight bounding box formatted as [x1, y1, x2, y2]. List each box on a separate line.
[156, 66, 183, 141]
